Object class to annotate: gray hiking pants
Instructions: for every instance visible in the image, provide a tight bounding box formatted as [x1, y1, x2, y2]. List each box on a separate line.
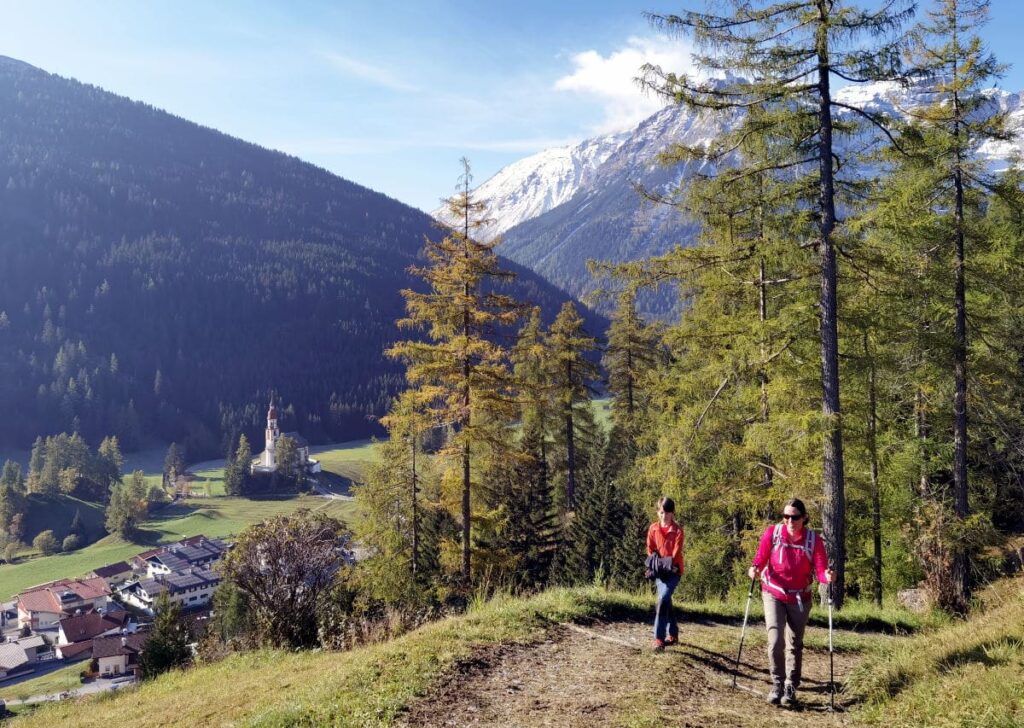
[762, 593, 811, 688]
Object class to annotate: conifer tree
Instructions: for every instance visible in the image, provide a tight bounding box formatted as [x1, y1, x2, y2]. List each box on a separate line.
[163, 442, 185, 490]
[139, 593, 191, 679]
[547, 302, 598, 510]
[377, 390, 433, 578]
[642, 0, 915, 605]
[69, 508, 86, 541]
[387, 159, 521, 582]
[26, 436, 45, 493]
[901, 0, 1010, 610]
[511, 307, 557, 495]
[557, 441, 629, 586]
[225, 434, 252, 496]
[604, 287, 662, 440]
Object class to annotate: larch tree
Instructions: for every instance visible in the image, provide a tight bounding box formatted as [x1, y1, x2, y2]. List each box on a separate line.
[642, 0, 915, 605]
[904, 0, 1011, 609]
[603, 287, 662, 442]
[547, 301, 599, 510]
[387, 159, 521, 582]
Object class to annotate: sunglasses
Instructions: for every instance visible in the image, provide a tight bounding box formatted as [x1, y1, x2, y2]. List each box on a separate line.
[781, 513, 804, 521]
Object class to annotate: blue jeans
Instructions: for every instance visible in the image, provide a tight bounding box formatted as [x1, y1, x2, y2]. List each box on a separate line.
[653, 573, 680, 641]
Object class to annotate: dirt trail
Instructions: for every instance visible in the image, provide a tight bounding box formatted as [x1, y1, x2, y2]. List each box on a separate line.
[400, 617, 866, 728]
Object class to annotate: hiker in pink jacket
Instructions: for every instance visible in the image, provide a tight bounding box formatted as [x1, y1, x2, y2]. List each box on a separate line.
[747, 498, 833, 708]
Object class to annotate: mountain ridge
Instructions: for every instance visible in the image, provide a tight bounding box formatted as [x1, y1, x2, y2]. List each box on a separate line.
[0, 56, 599, 454]
[463, 79, 1024, 314]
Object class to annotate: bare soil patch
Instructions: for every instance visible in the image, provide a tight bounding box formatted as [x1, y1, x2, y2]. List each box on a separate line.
[400, 617, 867, 727]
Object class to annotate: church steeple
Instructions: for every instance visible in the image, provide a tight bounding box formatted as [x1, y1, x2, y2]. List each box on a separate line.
[262, 395, 280, 468]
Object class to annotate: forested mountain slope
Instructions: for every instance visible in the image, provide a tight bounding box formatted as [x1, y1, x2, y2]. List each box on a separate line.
[0, 56, 595, 455]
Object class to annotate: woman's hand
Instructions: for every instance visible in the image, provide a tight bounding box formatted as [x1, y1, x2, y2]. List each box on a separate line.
[748, 566, 760, 580]
[824, 568, 834, 584]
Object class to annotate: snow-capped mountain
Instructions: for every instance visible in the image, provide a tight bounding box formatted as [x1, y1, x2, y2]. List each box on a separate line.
[433, 130, 631, 242]
[457, 80, 1024, 316]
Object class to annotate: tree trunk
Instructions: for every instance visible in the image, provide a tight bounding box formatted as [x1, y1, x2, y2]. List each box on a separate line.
[462, 440, 471, 581]
[759, 254, 773, 491]
[816, 2, 846, 608]
[951, 36, 970, 605]
[411, 434, 419, 577]
[565, 360, 577, 509]
[865, 333, 883, 607]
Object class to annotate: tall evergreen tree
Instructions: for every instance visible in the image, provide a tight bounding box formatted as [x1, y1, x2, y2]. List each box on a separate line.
[374, 390, 434, 580]
[604, 287, 662, 441]
[26, 436, 45, 493]
[224, 434, 252, 496]
[547, 302, 599, 510]
[387, 159, 521, 583]
[903, 0, 1010, 610]
[163, 442, 185, 490]
[642, 0, 915, 606]
[139, 593, 191, 679]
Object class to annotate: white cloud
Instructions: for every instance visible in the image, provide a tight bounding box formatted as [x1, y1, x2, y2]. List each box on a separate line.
[319, 51, 418, 92]
[554, 35, 695, 134]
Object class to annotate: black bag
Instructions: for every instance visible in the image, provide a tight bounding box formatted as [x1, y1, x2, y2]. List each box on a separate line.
[644, 552, 675, 581]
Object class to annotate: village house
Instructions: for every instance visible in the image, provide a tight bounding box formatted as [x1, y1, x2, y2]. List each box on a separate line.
[131, 536, 229, 577]
[0, 635, 54, 680]
[118, 566, 220, 613]
[55, 608, 134, 661]
[16, 577, 111, 630]
[92, 633, 148, 678]
[0, 643, 30, 681]
[86, 562, 134, 589]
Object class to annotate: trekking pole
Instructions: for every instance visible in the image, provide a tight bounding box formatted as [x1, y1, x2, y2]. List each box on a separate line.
[732, 574, 757, 689]
[828, 579, 835, 711]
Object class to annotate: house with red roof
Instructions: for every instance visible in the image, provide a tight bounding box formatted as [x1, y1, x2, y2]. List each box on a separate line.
[56, 608, 134, 661]
[16, 577, 111, 630]
[92, 633, 149, 678]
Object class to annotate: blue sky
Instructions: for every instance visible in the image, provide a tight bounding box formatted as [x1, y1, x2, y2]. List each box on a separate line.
[2, 1, 1024, 211]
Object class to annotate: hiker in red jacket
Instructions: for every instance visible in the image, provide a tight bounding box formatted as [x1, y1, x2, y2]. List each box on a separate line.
[647, 497, 684, 652]
[747, 498, 833, 707]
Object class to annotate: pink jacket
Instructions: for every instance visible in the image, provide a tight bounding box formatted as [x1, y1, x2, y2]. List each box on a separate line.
[752, 524, 829, 605]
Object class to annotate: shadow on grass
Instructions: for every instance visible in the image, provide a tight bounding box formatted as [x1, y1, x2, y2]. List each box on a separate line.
[316, 472, 353, 496]
[936, 638, 1023, 673]
[127, 528, 166, 547]
[145, 502, 201, 523]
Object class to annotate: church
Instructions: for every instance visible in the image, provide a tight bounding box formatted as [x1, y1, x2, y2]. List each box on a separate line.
[250, 399, 321, 476]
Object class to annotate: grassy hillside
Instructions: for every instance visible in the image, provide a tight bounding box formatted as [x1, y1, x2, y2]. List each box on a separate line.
[850, 576, 1024, 727]
[20, 493, 106, 545]
[11, 589, 652, 727]
[11, 585, 935, 728]
[0, 495, 354, 599]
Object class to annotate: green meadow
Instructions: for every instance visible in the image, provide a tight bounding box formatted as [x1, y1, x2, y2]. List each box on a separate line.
[0, 438, 376, 600]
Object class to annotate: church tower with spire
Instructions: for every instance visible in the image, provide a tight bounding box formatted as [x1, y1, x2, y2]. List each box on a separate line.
[261, 397, 280, 469]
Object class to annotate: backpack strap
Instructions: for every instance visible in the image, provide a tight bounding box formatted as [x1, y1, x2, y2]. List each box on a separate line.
[804, 529, 816, 561]
[770, 523, 814, 564]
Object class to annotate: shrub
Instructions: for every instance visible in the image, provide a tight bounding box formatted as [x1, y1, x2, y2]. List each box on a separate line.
[32, 529, 59, 555]
[62, 533, 82, 552]
[3, 542, 20, 563]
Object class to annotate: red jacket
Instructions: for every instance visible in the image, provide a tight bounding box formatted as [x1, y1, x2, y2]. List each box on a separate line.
[647, 521, 684, 575]
[752, 524, 828, 604]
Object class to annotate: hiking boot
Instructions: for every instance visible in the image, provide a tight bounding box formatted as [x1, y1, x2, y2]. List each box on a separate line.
[652, 639, 665, 653]
[664, 635, 677, 647]
[780, 683, 797, 708]
[766, 684, 782, 705]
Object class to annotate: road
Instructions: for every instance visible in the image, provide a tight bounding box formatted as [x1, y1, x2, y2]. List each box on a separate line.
[6, 675, 134, 706]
